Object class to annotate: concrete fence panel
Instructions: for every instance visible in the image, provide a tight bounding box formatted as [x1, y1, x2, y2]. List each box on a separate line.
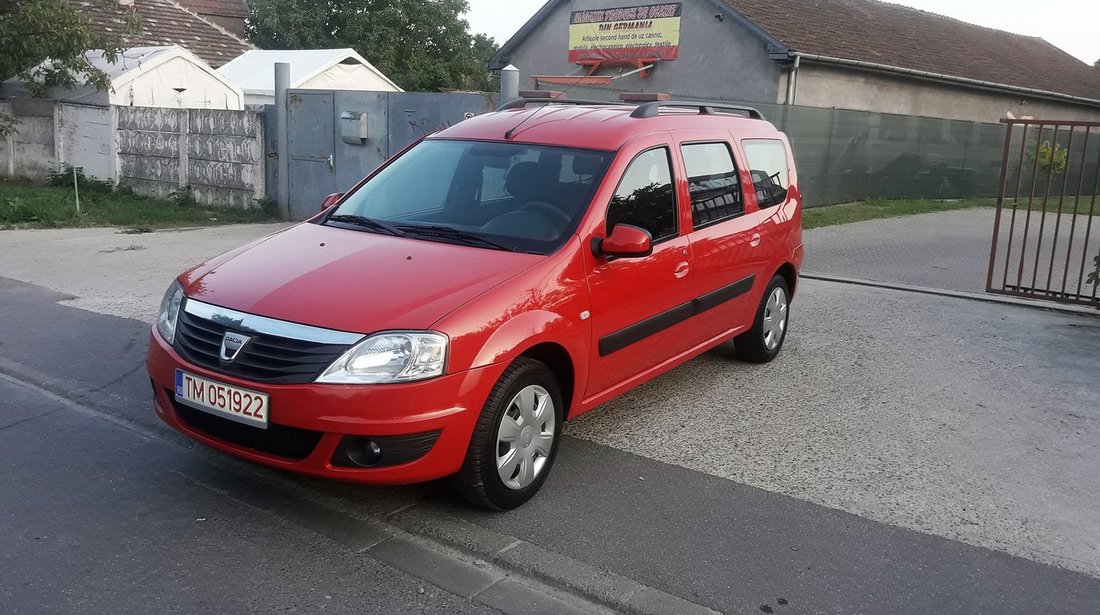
[58, 104, 114, 182]
[186, 109, 265, 208]
[0, 99, 58, 180]
[116, 106, 185, 200]
[114, 106, 265, 207]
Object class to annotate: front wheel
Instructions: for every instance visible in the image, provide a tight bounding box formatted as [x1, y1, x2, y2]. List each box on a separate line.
[734, 275, 791, 363]
[456, 358, 563, 510]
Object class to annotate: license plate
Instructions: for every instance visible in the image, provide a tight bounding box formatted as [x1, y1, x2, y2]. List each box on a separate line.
[175, 370, 269, 429]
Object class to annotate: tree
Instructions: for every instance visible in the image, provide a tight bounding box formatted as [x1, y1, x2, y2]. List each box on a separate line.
[1094, 58, 1100, 69]
[247, 0, 498, 92]
[0, 0, 136, 134]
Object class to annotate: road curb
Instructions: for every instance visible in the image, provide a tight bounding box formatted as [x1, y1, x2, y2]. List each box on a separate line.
[387, 506, 721, 615]
[0, 358, 718, 615]
[802, 272, 1100, 317]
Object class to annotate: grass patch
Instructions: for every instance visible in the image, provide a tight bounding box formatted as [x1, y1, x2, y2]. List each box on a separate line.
[0, 179, 279, 230]
[803, 198, 995, 229]
[804, 195, 1100, 230]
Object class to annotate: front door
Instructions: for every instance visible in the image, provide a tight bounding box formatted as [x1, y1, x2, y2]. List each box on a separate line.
[583, 143, 696, 398]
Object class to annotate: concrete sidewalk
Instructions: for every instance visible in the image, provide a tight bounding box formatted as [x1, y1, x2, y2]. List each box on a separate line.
[804, 207, 995, 293]
[0, 223, 290, 322]
[804, 206, 1100, 301]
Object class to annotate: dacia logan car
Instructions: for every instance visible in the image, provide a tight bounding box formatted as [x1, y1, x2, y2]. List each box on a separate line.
[147, 98, 803, 509]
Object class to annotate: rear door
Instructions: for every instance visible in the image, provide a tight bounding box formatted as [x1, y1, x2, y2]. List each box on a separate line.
[674, 132, 764, 341]
[582, 136, 696, 397]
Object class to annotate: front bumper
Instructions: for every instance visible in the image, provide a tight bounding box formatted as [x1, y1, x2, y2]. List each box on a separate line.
[147, 327, 504, 484]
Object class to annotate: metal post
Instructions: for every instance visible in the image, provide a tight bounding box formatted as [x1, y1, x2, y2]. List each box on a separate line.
[274, 62, 290, 220]
[72, 165, 80, 215]
[500, 64, 519, 103]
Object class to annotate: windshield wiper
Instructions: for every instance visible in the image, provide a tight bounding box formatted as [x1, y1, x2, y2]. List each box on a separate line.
[395, 224, 512, 251]
[326, 214, 404, 236]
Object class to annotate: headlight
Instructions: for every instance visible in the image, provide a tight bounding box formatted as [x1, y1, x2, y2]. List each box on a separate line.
[156, 281, 184, 344]
[316, 331, 448, 384]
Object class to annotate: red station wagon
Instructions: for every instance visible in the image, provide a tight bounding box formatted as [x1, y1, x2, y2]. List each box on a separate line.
[147, 98, 803, 509]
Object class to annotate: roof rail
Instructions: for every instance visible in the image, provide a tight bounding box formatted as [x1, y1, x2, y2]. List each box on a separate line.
[495, 97, 620, 112]
[629, 101, 766, 120]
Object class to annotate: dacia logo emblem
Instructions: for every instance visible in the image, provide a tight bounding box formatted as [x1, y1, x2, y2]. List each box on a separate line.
[220, 331, 251, 362]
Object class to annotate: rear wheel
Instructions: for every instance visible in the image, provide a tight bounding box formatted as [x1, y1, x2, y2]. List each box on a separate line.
[734, 275, 790, 363]
[456, 358, 563, 510]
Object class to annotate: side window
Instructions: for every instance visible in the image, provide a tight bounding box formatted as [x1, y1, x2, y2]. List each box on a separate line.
[741, 139, 790, 209]
[680, 142, 743, 228]
[606, 147, 677, 243]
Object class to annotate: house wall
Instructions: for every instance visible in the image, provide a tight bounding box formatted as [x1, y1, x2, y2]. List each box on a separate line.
[788, 63, 1100, 123]
[497, 0, 781, 103]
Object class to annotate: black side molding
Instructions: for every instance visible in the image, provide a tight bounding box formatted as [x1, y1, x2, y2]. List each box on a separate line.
[598, 274, 756, 357]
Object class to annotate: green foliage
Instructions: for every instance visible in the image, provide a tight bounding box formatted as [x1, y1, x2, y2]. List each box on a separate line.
[169, 185, 200, 208]
[1035, 140, 1068, 176]
[46, 164, 115, 193]
[246, 0, 499, 92]
[0, 180, 279, 229]
[0, 0, 138, 134]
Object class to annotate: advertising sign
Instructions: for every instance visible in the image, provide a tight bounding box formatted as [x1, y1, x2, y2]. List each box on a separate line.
[568, 3, 682, 64]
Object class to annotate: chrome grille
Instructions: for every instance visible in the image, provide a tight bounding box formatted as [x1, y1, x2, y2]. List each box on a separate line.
[173, 299, 361, 385]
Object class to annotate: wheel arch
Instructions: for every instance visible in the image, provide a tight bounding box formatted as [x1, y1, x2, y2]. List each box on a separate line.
[517, 341, 577, 420]
[774, 262, 798, 299]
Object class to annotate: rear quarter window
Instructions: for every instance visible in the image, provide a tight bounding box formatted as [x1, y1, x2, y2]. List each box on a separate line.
[741, 139, 790, 209]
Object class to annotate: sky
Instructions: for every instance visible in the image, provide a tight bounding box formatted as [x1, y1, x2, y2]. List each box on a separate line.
[464, 0, 1100, 66]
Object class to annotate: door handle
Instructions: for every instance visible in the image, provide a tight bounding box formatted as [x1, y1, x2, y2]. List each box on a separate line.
[673, 261, 690, 278]
[327, 154, 334, 172]
[749, 233, 762, 248]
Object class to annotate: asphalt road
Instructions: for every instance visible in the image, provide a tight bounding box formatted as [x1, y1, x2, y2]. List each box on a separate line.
[2, 266, 1098, 614]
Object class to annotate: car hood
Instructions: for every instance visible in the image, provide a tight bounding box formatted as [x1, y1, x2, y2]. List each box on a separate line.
[181, 222, 543, 333]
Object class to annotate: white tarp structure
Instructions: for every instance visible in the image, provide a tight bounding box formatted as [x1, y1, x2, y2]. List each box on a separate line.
[1, 46, 245, 110]
[217, 49, 403, 105]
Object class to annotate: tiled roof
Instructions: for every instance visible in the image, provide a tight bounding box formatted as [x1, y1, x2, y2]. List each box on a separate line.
[175, 0, 248, 18]
[724, 0, 1100, 101]
[79, 0, 252, 68]
[175, 0, 249, 38]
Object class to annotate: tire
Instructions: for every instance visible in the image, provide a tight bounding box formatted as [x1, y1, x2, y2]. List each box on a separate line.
[455, 358, 564, 510]
[734, 274, 791, 363]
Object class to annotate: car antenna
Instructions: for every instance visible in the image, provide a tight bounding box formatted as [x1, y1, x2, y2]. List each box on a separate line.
[504, 105, 543, 140]
[503, 69, 600, 139]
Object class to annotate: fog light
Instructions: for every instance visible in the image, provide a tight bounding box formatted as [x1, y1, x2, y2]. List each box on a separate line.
[330, 432, 442, 468]
[363, 440, 382, 463]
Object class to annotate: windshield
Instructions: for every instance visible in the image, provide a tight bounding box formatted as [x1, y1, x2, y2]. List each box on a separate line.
[324, 139, 613, 254]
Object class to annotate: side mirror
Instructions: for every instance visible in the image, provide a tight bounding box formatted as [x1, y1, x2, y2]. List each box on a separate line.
[593, 224, 653, 259]
[320, 192, 344, 210]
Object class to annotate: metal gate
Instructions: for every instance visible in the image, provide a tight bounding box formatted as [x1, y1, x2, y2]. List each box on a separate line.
[987, 119, 1100, 307]
[287, 92, 337, 221]
[282, 90, 497, 220]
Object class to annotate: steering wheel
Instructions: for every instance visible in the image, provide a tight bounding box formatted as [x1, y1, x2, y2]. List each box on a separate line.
[520, 201, 571, 227]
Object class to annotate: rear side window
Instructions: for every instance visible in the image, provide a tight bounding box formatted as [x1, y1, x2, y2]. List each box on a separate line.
[607, 147, 677, 243]
[681, 142, 743, 228]
[742, 139, 790, 208]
